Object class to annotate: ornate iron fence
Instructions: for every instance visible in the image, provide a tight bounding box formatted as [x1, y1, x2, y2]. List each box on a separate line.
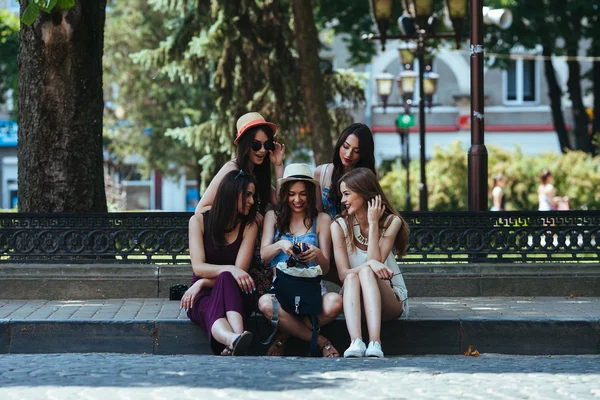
[0, 213, 190, 263]
[402, 211, 600, 263]
[0, 211, 598, 264]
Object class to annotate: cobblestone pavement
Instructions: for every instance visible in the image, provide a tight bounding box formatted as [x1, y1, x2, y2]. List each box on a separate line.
[0, 354, 599, 399]
[1, 297, 599, 320]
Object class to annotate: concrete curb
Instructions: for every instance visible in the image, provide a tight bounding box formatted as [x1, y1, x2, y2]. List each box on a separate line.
[1, 316, 598, 356]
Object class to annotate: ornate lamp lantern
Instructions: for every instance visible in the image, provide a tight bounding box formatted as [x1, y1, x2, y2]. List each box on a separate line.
[375, 72, 395, 111]
[369, 0, 395, 50]
[443, 0, 468, 47]
[404, 0, 435, 29]
[398, 42, 417, 70]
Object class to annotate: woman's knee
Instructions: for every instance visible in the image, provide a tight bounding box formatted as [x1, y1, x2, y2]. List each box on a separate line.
[258, 294, 274, 317]
[358, 266, 376, 281]
[322, 293, 343, 317]
[216, 270, 235, 283]
[345, 272, 360, 286]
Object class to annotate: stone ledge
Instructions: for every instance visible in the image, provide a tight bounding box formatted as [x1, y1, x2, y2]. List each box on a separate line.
[1, 263, 600, 299]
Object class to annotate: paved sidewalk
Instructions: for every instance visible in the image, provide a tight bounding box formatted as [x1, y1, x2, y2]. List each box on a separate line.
[1, 353, 600, 399]
[1, 297, 599, 321]
[1, 297, 599, 356]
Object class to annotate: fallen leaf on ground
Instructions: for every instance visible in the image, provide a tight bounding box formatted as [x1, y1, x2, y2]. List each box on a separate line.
[464, 345, 480, 357]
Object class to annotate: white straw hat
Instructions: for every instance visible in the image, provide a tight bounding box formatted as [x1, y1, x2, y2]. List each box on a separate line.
[277, 163, 319, 187]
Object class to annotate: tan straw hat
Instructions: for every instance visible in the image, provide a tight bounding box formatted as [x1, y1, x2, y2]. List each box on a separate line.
[234, 112, 277, 145]
[277, 163, 319, 187]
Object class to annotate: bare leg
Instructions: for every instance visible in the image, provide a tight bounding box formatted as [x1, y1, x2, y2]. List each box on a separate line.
[226, 310, 244, 334]
[342, 272, 363, 341]
[210, 317, 240, 349]
[358, 267, 382, 343]
[258, 294, 338, 355]
[377, 279, 404, 322]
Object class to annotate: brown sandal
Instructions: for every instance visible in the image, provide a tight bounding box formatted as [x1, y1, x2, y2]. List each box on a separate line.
[320, 341, 340, 358]
[267, 332, 289, 356]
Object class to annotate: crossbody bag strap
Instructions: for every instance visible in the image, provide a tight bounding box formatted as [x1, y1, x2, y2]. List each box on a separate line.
[262, 294, 280, 345]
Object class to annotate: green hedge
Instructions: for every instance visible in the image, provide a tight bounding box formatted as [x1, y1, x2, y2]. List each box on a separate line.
[380, 141, 600, 211]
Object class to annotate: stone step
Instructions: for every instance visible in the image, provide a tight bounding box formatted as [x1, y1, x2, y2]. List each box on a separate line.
[1, 297, 598, 356]
[2, 263, 600, 299]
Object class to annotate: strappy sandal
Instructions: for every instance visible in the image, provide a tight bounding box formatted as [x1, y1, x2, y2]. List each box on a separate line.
[231, 331, 253, 356]
[320, 341, 340, 358]
[267, 332, 289, 356]
[220, 346, 233, 356]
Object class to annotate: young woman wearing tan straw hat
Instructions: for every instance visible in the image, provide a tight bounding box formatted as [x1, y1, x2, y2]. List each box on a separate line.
[258, 163, 342, 357]
[195, 112, 285, 227]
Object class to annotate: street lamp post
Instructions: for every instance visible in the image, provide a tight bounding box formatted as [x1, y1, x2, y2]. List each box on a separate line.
[366, 0, 512, 211]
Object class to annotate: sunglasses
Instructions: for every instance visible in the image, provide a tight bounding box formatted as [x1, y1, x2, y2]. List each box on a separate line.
[251, 140, 275, 152]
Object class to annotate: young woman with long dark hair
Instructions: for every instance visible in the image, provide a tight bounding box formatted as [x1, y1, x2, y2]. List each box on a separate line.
[180, 170, 259, 356]
[195, 112, 285, 227]
[314, 123, 376, 220]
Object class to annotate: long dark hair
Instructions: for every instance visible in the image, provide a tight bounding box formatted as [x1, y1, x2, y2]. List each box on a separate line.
[235, 125, 275, 214]
[337, 168, 409, 257]
[205, 170, 258, 247]
[328, 123, 376, 216]
[275, 180, 318, 236]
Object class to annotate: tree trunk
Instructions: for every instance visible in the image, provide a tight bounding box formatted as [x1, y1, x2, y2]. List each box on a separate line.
[565, 20, 592, 153]
[18, 1, 108, 212]
[592, 42, 600, 156]
[542, 43, 571, 153]
[566, 59, 592, 153]
[291, 0, 333, 165]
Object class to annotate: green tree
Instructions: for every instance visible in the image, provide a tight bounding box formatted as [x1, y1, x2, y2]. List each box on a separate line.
[103, 0, 207, 189]
[131, 0, 365, 182]
[0, 10, 18, 115]
[381, 141, 600, 211]
[18, 0, 107, 212]
[486, 0, 597, 154]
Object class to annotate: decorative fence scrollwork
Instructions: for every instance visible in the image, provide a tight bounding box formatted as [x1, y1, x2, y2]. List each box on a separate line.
[0, 211, 598, 264]
[402, 211, 600, 263]
[0, 213, 190, 263]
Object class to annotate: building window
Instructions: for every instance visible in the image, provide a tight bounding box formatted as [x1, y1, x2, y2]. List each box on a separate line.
[504, 58, 538, 104]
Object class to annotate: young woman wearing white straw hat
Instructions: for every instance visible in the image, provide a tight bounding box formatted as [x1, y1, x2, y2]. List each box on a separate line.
[258, 163, 342, 357]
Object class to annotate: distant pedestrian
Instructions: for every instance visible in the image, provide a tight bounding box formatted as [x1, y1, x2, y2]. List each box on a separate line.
[490, 174, 507, 211]
[180, 170, 259, 356]
[538, 169, 568, 211]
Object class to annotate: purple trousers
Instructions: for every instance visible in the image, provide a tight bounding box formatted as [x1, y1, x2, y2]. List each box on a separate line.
[187, 271, 255, 354]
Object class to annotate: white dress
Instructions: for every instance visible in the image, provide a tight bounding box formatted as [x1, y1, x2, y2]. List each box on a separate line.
[336, 217, 409, 318]
[538, 184, 554, 211]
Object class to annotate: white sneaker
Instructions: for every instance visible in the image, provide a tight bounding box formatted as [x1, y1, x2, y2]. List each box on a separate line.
[343, 338, 366, 358]
[365, 341, 384, 358]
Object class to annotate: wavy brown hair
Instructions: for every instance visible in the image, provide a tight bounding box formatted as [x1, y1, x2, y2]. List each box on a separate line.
[336, 167, 409, 257]
[275, 180, 318, 237]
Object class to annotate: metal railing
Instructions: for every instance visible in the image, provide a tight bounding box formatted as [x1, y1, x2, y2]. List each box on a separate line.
[0, 211, 598, 264]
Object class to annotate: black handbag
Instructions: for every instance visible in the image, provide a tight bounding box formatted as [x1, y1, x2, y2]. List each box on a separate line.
[263, 247, 323, 356]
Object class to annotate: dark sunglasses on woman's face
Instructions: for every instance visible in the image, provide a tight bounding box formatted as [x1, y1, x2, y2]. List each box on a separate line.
[251, 140, 275, 152]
